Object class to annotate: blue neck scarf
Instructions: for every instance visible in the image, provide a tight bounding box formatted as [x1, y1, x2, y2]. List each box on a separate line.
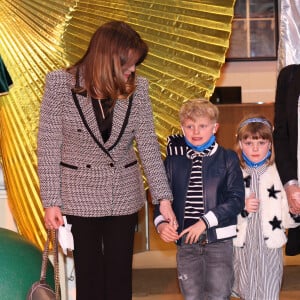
[242, 150, 271, 168]
[184, 135, 216, 152]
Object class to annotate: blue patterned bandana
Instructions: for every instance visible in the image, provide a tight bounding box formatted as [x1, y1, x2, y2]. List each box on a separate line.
[184, 135, 216, 152]
[242, 150, 271, 168]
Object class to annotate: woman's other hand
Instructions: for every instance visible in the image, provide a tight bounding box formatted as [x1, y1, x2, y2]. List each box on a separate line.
[44, 206, 64, 229]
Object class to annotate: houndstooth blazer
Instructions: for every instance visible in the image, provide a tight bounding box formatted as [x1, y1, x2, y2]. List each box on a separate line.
[37, 70, 172, 217]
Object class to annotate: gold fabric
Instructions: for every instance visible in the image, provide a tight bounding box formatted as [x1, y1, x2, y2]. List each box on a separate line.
[0, 0, 235, 249]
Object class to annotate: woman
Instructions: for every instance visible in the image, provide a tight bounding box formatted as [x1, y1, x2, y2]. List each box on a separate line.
[37, 20, 175, 300]
[273, 64, 300, 255]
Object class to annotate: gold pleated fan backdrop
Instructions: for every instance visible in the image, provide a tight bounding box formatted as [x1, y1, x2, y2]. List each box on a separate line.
[0, 0, 235, 250]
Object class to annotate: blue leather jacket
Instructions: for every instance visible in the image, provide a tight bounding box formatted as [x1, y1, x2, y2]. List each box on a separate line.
[154, 135, 245, 245]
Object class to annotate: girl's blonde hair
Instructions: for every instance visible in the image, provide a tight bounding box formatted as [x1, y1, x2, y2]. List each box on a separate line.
[179, 99, 219, 124]
[235, 114, 274, 168]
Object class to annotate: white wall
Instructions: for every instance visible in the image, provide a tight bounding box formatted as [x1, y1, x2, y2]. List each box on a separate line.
[0, 167, 17, 232]
[216, 60, 279, 103]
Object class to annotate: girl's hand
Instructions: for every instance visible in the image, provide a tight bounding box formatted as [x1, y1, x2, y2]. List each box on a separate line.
[178, 219, 206, 244]
[245, 193, 259, 213]
[44, 206, 64, 229]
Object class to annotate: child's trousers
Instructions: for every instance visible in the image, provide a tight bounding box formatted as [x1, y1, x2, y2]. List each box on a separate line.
[177, 239, 233, 300]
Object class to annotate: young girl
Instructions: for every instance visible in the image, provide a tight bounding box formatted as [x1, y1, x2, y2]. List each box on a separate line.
[232, 115, 300, 300]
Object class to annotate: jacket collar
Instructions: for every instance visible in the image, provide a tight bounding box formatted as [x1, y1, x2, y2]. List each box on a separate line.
[167, 134, 218, 157]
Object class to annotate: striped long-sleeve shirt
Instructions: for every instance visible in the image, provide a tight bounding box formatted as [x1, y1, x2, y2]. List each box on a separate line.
[184, 145, 214, 229]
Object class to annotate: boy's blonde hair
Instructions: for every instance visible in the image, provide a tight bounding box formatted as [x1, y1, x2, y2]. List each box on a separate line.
[179, 99, 219, 124]
[234, 114, 274, 168]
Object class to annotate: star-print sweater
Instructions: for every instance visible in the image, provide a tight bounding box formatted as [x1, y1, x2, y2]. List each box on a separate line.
[233, 164, 300, 249]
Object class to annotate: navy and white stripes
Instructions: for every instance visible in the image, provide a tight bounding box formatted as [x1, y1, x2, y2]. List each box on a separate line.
[183, 146, 213, 228]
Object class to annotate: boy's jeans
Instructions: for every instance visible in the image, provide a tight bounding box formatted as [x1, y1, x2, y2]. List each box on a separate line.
[177, 239, 233, 300]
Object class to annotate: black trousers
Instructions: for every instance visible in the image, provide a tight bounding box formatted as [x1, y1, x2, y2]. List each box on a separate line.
[286, 226, 300, 256]
[66, 213, 138, 300]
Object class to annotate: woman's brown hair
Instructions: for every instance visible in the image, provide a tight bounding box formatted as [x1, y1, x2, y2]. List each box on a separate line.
[234, 114, 275, 168]
[68, 21, 148, 100]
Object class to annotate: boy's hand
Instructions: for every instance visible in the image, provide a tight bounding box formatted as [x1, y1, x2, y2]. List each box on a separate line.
[159, 199, 178, 229]
[179, 219, 206, 244]
[157, 222, 179, 243]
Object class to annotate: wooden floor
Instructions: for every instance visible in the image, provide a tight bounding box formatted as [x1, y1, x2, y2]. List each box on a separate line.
[132, 252, 300, 300]
[132, 203, 300, 300]
[133, 293, 300, 300]
[133, 292, 300, 300]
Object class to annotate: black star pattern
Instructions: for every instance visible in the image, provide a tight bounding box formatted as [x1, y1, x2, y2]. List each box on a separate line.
[244, 175, 251, 188]
[267, 184, 280, 199]
[269, 216, 282, 230]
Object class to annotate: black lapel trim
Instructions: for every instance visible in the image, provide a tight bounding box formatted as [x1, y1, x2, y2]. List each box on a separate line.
[108, 94, 133, 151]
[71, 89, 112, 159]
[71, 90, 133, 158]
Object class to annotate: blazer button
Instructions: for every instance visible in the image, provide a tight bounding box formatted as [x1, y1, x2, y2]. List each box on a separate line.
[86, 164, 91, 168]
[109, 163, 114, 167]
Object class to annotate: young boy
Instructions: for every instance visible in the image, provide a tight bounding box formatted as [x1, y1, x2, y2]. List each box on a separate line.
[154, 99, 245, 300]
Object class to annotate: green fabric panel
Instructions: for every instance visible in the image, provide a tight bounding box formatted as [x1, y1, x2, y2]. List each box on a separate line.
[0, 228, 54, 300]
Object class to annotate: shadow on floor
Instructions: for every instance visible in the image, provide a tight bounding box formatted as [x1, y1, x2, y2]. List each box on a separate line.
[133, 268, 179, 297]
[282, 265, 300, 291]
[133, 266, 300, 297]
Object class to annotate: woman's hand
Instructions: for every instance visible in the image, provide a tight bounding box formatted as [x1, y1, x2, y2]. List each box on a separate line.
[44, 206, 64, 229]
[157, 222, 179, 243]
[159, 199, 178, 229]
[286, 185, 300, 214]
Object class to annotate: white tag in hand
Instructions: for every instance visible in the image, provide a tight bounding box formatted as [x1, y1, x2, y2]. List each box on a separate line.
[58, 216, 74, 255]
